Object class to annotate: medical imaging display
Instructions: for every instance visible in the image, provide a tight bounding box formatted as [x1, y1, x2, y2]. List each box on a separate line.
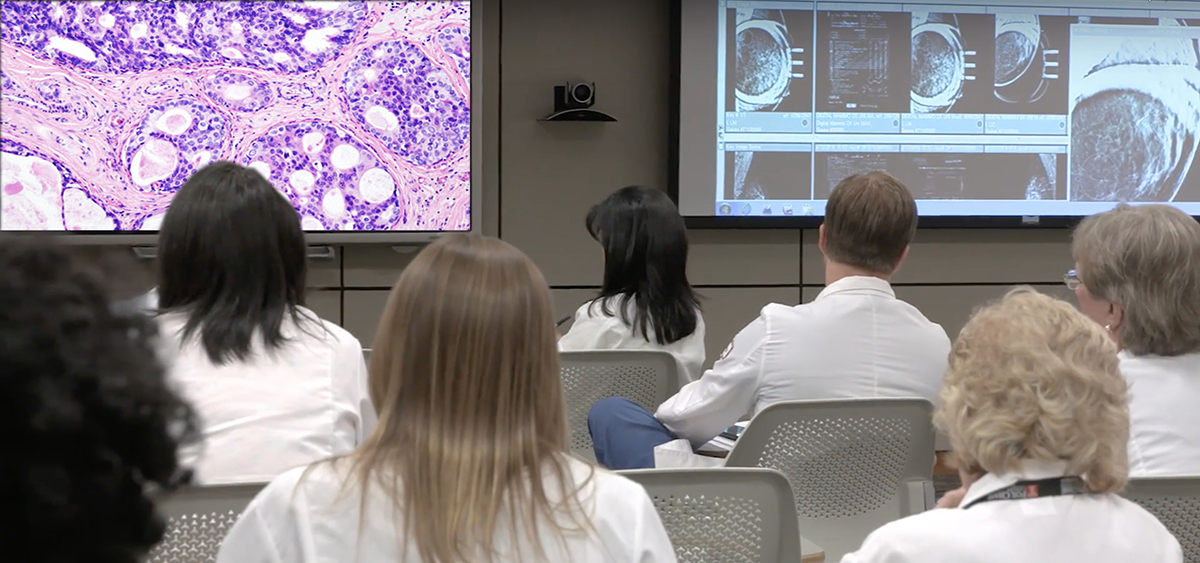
[680, 0, 1200, 219]
[911, 13, 995, 114]
[814, 150, 1064, 200]
[727, 8, 813, 113]
[1069, 20, 1200, 203]
[816, 10, 909, 112]
[725, 148, 813, 201]
[0, 1, 471, 232]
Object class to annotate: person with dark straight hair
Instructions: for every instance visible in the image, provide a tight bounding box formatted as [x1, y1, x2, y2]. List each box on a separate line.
[559, 186, 706, 382]
[588, 172, 949, 471]
[0, 236, 199, 563]
[155, 161, 375, 484]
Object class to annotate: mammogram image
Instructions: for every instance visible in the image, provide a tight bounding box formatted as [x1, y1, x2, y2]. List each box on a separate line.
[1070, 22, 1200, 201]
[912, 31, 956, 99]
[1, 1, 471, 231]
[738, 25, 785, 97]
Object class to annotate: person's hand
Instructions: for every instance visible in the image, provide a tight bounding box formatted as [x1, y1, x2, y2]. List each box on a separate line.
[936, 469, 981, 509]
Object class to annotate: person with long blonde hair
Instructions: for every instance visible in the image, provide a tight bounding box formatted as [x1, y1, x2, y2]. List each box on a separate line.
[840, 288, 1181, 563]
[216, 234, 677, 563]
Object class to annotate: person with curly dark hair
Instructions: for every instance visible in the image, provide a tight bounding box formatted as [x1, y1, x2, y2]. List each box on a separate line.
[0, 236, 199, 563]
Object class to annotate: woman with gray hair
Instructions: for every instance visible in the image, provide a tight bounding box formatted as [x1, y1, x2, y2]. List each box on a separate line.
[840, 289, 1181, 563]
[1069, 204, 1200, 476]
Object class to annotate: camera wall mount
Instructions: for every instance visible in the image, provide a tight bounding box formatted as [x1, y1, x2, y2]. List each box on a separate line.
[540, 82, 617, 122]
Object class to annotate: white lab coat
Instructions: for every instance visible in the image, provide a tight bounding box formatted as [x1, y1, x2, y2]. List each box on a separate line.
[158, 308, 376, 484]
[1123, 350, 1200, 476]
[559, 297, 706, 384]
[656, 276, 950, 446]
[215, 457, 679, 563]
[840, 460, 1183, 563]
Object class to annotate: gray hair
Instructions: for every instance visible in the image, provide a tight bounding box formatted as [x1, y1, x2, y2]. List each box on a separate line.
[1072, 204, 1200, 356]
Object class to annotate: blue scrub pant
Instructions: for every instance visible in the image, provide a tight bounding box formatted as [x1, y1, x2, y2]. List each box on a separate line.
[587, 397, 679, 469]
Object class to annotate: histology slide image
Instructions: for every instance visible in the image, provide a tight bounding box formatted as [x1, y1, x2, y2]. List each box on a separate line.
[1, 1, 471, 231]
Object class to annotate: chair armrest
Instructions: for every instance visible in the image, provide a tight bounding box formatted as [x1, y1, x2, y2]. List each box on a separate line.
[905, 479, 935, 514]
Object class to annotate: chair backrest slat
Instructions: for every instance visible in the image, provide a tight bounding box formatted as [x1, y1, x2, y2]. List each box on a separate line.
[559, 350, 679, 461]
[725, 398, 936, 560]
[147, 483, 265, 563]
[1123, 475, 1200, 562]
[620, 467, 802, 563]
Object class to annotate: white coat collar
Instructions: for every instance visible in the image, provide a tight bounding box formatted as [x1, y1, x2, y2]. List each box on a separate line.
[814, 276, 895, 301]
[959, 459, 1073, 508]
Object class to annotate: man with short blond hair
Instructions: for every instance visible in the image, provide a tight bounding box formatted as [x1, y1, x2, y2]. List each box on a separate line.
[589, 171, 950, 469]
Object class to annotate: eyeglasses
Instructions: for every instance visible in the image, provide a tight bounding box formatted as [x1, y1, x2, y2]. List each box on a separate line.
[1064, 269, 1081, 291]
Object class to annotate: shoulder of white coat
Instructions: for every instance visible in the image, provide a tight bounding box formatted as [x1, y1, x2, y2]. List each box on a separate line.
[298, 309, 363, 351]
[573, 298, 617, 320]
[248, 465, 310, 515]
[563, 459, 651, 510]
[259, 462, 353, 512]
[846, 508, 978, 560]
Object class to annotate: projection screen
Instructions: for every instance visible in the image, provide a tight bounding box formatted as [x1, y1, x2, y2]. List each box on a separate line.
[676, 0, 1200, 224]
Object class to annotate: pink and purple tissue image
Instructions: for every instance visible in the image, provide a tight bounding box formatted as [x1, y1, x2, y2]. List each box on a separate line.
[1, 1, 471, 232]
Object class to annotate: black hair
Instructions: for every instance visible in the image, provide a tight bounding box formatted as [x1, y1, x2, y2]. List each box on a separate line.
[0, 236, 199, 563]
[585, 186, 700, 345]
[157, 160, 312, 365]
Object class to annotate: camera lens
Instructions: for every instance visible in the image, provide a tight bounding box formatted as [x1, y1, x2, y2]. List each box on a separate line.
[572, 83, 592, 102]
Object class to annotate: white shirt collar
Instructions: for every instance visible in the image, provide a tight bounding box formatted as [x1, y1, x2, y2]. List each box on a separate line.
[813, 275, 895, 301]
[959, 459, 1073, 507]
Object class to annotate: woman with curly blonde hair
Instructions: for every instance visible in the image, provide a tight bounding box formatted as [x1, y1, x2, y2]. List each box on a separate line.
[840, 288, 1181, 563]
[1070, 203, 1200, 476]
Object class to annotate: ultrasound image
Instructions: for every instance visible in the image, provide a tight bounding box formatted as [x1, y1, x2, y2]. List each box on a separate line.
[1070, 22, 1200, 202]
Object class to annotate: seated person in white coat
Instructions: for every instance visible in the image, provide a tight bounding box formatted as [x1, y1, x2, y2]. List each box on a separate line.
[588, 172, 951, 469]
[1, 237, 200, 563]
[842, 289, 1182, 563]
[559, 186, 705, 383]
[155, 161, 375, 484]
[216, 234, 677, 563]
[1070, 203, 1200, 476]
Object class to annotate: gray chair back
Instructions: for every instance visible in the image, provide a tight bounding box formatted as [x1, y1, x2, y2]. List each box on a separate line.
[725, 398, 936, 560]
[620, 468, 802, 563]
[559, 350, 679, 461]
[1123, 475, 1200, 562]
[146, 483, 265, 563]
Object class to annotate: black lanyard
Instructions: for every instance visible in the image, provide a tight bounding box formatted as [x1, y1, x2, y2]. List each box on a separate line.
[961, 476, 1087, 509]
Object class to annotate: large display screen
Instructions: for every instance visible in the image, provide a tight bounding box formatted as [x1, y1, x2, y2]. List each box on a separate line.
[676, 0, 1200, 221]
[0, 1, 471, 233]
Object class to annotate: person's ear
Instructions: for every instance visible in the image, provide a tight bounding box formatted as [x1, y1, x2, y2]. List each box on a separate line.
[1109, 301, 1125, 331]
[817, 224, 828, 256]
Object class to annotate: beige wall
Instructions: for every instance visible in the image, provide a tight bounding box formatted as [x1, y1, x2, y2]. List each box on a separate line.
[128, 0, 1081, 357]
